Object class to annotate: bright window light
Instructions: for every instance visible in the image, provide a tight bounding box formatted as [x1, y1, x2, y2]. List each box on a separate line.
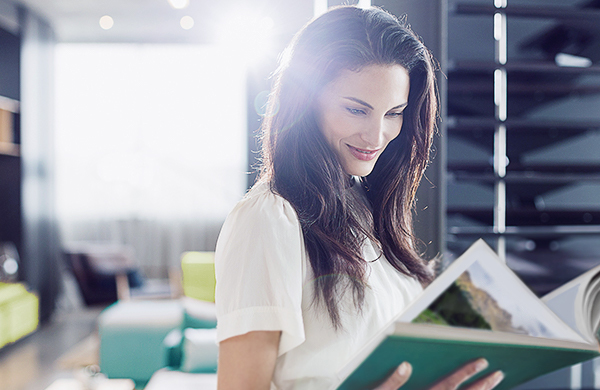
[216, 12, 275, 65]
[55, 44, 247, 220]
[99, 15, 114, 30]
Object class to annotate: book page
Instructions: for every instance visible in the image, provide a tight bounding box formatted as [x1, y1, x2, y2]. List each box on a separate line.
[543, 262, 600, 304]
[585, 276, 600, 342]
[543, 282, 581, 337]
[543, 263, 600, 344]
[397, 240, 483, 322]
[404, 240, 585, 344]
[590, 278, 600, 341]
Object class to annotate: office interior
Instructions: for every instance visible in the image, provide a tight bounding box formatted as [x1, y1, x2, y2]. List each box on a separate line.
[1, 0, 600, 388]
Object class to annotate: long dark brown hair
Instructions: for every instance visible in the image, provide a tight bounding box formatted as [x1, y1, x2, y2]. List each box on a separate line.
[259, 6, 438, 328]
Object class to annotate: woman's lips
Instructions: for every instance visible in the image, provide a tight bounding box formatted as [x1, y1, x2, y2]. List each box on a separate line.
[347, 145, 380, 161]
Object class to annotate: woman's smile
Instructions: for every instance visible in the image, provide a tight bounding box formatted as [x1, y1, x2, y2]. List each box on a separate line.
[347, 145, 380, 161]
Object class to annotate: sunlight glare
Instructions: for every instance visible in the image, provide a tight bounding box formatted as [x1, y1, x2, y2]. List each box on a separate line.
[217, 12, 275, 65]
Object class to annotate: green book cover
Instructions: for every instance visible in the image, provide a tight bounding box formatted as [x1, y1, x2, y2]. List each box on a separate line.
[338, 325, 598, 390]
[336, 240, 600, 389]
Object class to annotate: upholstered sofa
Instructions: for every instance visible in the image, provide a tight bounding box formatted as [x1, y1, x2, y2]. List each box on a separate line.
[98, 251, 217, 388]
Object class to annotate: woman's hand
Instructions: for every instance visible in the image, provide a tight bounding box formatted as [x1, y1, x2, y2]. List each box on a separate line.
[429, 359, 504, 390]
[374, 359, 504, 390]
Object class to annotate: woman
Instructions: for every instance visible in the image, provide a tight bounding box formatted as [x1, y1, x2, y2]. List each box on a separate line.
[215, 6, 503, 390]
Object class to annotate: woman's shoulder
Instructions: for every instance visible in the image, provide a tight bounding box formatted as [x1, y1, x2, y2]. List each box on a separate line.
[216, 179, 306, 275]
[241, 179, 276, 203]
[225, 179, 300, 228]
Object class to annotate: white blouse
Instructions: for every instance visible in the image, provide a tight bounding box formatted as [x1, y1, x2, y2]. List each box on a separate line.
[215, 181, 423, 389]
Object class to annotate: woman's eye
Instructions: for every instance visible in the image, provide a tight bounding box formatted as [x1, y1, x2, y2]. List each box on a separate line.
[386, 112, 404, 118]
[347, 108, 366, 116]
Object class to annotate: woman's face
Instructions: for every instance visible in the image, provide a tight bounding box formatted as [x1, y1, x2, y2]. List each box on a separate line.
[316, 64, 410, 177]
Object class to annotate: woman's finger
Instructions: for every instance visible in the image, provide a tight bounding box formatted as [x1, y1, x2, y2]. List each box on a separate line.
[374, 362, 412, 390]
[430, 358, 489, 390]
[463, 370, 504, 390]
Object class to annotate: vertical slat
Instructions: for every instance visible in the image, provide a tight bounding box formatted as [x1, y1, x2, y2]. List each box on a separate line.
[493, 2, 508, 261]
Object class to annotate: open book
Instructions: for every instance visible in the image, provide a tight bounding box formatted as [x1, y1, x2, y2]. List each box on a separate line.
[336, 239, 600, 390]
[543, 261, 600, 346]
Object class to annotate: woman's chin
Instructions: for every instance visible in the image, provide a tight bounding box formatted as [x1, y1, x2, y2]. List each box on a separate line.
[342, 163, 376, 177]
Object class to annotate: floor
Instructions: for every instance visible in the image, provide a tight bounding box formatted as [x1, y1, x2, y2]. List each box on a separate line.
[0, 305, 104, 390]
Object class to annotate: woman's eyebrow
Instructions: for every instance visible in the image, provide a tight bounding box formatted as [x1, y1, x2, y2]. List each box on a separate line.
[343, 97, 408, 111]
[390, 102, 408, 110]
[343, 97, 373, 109]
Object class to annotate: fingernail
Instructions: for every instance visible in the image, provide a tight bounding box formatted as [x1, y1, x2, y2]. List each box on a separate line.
[491, 371, 504, 387]
[398, 362, 410, 376]
[475, 358, 489, 372]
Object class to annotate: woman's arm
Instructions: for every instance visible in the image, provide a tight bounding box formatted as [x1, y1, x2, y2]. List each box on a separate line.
[217, 331, 282, 390]
[218, 335, 502, 390]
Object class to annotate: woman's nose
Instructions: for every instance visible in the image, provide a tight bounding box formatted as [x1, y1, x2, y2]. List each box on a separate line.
[360, 119, 386, 147]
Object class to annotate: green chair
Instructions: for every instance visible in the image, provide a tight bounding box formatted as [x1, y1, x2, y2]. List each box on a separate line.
[0, 283, 38, 348]
[181, 252, 215, 303]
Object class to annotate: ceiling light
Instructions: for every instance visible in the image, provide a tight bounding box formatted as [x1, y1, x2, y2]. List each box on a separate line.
[169, 0, 189, 9]
[180, 16, 194, 30]
[99, 15, 114, 30]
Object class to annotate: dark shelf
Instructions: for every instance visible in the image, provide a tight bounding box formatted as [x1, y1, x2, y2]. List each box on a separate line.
[453, 3, 600, 22]
[447, 163, 600, 174]
[447, 117, 600, 132]
[447, 164, 600, 198]
[449, 171, 600, 184]
[449, 81, 600, 95]
[447, 59, 600, 117]
[448, 225, 600, 237]
[448, 208, 600, 226]
[449, 60, 600, 74]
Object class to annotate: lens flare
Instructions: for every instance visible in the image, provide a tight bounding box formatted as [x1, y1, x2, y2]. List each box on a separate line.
[99, 15, 114, 30]
[180, 16, 194, 30]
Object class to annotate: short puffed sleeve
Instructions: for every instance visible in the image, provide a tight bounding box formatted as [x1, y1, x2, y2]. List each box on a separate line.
[215, 182, 306, 356]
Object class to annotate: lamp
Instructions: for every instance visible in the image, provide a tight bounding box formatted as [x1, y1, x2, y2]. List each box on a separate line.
[0, 242, 19, 282]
